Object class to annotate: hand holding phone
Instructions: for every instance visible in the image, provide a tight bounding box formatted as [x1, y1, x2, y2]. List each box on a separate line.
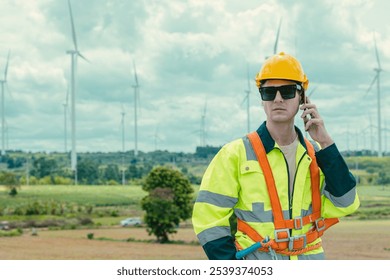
[300, 95, 334, 148]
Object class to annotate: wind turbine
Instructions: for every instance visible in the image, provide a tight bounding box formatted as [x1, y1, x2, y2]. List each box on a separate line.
[241, 64, 251, 133]
[132, 60, 140, 158]
[366, 33, 383, 157]
[120, 105, 126, 185]
[0, 50, 10, 156]
[66, 0, 88, 184]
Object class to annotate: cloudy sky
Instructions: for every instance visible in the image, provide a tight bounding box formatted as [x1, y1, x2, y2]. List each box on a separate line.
[0, 0, 389, 154]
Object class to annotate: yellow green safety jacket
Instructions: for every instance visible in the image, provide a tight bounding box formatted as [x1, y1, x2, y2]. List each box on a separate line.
[192, 122, 360, 260]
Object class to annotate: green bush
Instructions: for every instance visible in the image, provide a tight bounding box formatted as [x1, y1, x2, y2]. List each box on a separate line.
[0, 200, 94, 217]
[106, 180, 119, 186]
[142, 166, 194, 243]
[9, 187, 18, 196]
[0, 228, 23, 237]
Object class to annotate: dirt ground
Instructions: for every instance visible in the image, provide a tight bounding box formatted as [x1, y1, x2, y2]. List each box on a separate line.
[0, 220, 389, 260]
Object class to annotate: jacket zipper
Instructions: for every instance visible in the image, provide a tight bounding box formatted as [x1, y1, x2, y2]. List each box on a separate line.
[290, 151, 308, 217]
[275, 148, 291, 217]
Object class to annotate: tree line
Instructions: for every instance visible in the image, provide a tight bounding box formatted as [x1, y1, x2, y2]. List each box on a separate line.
[0, 148, 218, 186]
[1, 147, 390, 187]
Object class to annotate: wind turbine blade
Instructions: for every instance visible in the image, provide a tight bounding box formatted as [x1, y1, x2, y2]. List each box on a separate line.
[240, 95, 248, 106]
[373, 33, 381, 70]
[365, 74, 378, 97]
[273, 19, 282, 54]
[4, 50, 10, 81]
[68, 0, 78, 51]
[78, 52, 89, 63]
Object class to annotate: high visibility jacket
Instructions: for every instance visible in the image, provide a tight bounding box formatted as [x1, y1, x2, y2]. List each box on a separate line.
[192, 122, 360, 260]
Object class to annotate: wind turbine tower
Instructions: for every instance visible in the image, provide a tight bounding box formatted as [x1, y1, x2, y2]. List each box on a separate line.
[63, 87, 69, 153]
[0, 51, 10, 156]
[66, 0, 88, 184]
[132, 60, 140, 158]
[242, 64, 251, 133]
[121, 106, 126, 185]
[366, 33, 383, 157]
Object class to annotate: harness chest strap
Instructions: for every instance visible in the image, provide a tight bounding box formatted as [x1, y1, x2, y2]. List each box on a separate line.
[237, 131, 338, 254]
[237, 217, 338, 252]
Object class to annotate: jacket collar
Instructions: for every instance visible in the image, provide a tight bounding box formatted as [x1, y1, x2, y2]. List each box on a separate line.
[256, 121, 307, 154]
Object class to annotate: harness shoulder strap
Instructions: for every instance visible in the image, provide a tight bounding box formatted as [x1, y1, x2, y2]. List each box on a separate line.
[304, 138, 321, 215]
[247, 131, 284, 225]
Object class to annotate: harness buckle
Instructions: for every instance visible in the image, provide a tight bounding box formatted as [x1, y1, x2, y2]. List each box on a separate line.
[274, 229, 290, 242]
[293, 216, 303, 230]
[315, 217, 326, 232]
[288, 234, 307, 251]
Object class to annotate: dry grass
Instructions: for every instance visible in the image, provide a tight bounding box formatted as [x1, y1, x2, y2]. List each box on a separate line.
[0, 220, 389, 260]
[322, 219, 390, 260]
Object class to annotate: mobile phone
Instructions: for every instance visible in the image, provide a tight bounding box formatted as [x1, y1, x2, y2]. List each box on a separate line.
[300, 91, 306, 105]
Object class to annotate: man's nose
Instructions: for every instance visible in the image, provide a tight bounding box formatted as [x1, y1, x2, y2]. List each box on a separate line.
[274, 91, 283, 102]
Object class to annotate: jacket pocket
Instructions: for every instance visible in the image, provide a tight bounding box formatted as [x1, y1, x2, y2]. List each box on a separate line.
[240, 161, 262, 175]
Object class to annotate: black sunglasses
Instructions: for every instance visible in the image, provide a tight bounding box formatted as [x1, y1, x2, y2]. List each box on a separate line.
[259, 84, 302, 101]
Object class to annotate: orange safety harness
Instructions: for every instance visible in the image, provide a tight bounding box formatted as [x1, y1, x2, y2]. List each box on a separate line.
[236, 131, 339, 257]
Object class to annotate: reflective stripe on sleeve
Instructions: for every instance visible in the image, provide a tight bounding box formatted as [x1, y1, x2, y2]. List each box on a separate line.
[323, 187, 357, 207]
[197, 226, 232, 246]
[196, 190, 238, 208]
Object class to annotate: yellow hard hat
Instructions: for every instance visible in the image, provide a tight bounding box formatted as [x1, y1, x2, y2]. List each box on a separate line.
[255, 52, 309, 90]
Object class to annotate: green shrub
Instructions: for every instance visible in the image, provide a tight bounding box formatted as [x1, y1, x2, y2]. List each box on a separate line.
[0, 228, 23, 237]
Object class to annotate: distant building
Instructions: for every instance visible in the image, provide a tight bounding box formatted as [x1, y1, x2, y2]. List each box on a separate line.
[195, 145, 221, 159]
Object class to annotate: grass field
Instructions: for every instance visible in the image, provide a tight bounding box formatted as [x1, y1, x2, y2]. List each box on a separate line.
[3, 184, 389, 219]
[2, 184, 389, 205]
[353, 185, 390, 219]
[0, 185, 146, 207]
[0, 185, 147, 225]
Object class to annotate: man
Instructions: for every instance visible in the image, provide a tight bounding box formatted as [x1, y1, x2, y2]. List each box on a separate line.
[192, 52, 359, 260]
